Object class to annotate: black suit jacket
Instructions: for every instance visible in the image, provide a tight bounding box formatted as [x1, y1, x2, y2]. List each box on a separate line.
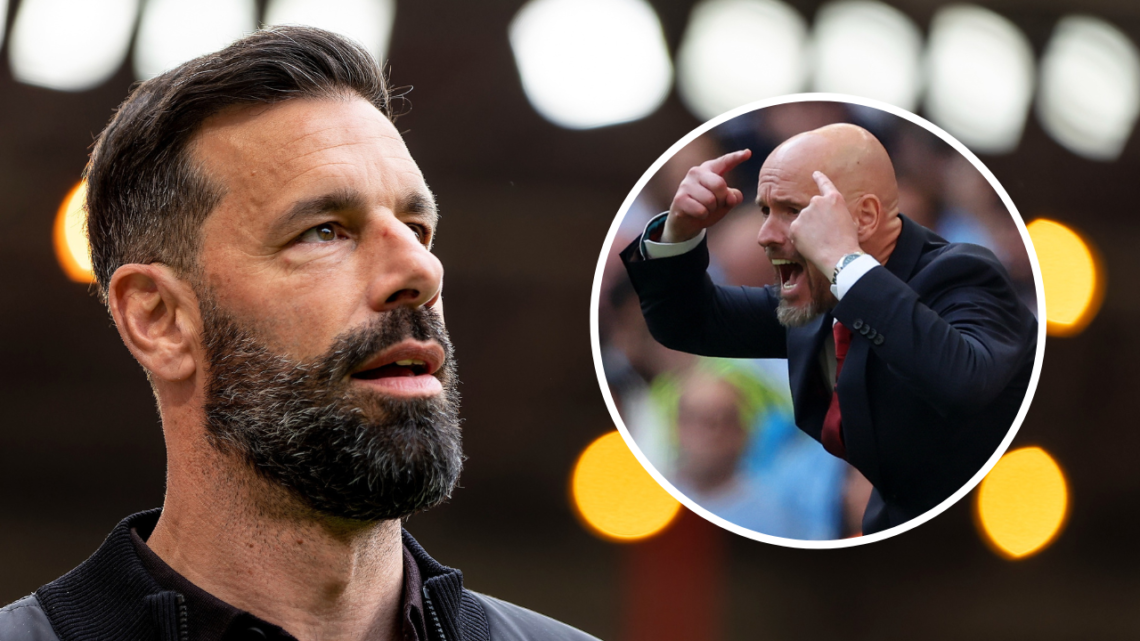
[621, 215, 1038, 534]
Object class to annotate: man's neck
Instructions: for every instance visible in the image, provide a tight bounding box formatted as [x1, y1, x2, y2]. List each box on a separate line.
[865, 213, 903, 265]
[147, 438, 406, 641]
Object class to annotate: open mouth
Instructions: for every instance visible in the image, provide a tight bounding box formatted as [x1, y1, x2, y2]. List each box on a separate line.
[352, 359, 432, 379]
[771, 258, 804, 291]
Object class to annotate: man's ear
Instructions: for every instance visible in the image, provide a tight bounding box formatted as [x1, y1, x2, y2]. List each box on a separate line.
[853, 194, 883, 244]
[107, 264, 202, 383]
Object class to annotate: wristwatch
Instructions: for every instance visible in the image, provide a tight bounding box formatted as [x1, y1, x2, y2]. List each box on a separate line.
[832, 251, 867, 284]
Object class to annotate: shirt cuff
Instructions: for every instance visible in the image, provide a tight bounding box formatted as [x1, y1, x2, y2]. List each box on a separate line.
[641, 212, 706, 259]
[831, 254, 881, 300]
[645, 230, 706, 259]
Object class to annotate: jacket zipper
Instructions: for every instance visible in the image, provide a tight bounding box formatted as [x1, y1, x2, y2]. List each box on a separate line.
[175, 593, 189, 641]
[422, 587, 447, 641]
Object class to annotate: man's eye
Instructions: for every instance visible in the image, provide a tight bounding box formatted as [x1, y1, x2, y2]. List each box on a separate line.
[300, 224, 339, 243]
[408, 223, 430, 244]
[760, 206, 770, 216]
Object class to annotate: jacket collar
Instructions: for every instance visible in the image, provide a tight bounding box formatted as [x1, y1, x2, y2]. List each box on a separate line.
[402, 528, 478, 641]
[35, 510, 482, 641]
[883, 213, 944, 282]
[36, 510, 173, 641]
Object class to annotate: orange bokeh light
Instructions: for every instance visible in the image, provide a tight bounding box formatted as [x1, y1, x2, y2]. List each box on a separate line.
[1027, 218, 1104, 337]
[571, 431, 681, 542]
[53, 180, 95, 283]
[976, 446, 1069, 560]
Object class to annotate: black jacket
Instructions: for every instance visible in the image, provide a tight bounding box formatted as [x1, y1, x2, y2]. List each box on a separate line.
[0, 511, 597, 641]
[622, 215, 1038, 533]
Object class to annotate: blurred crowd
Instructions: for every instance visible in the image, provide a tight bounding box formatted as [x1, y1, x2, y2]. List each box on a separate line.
[598, 101, 1037, 540]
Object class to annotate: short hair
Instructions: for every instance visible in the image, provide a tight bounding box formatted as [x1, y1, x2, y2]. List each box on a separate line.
[85, 26, 397, 300]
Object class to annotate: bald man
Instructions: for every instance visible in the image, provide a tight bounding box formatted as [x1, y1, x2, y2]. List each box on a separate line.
[621, 124, 1037, 535]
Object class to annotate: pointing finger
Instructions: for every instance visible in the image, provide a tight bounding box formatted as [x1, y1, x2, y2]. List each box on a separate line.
[705, 149, 752, 176]
[813, 171, 840, 197]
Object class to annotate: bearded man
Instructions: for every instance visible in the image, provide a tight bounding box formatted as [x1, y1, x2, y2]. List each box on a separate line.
[0, 27, 595, 641]
[621, 123, 1038, 535]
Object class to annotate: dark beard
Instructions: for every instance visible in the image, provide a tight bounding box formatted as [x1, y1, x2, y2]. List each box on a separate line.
[200, 298, 463, 522]
[776, 297, 824, 328]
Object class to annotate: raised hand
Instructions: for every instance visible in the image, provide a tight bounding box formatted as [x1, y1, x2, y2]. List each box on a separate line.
[788, 171, 862, 277]
[662, 149, 752, 243]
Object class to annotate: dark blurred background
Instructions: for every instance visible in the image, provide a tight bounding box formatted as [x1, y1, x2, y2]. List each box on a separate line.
[2, 0, 1139, 639]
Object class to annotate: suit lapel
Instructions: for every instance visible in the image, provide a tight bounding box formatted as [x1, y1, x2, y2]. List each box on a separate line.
[787, 311, 833, 442]
[837, 325, 878, 482]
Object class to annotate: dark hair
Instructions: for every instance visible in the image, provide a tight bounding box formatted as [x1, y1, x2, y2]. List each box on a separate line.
[85, 26, 397, 300]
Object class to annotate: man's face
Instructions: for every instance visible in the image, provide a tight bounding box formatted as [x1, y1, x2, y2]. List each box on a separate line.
[676, 376, 747, 476]
[189, 96, 460, 520]
[755, 145, 838, 327]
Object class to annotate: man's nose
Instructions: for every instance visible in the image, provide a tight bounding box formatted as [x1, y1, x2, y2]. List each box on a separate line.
[756, 213, 785, 249]
[365, 219, 443, 312]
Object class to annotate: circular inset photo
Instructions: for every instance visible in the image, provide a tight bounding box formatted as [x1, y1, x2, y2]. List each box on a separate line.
[591, 94, 1045, 548]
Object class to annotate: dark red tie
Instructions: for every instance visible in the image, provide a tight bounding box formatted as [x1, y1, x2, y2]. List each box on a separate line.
[821, 322, 851, 459]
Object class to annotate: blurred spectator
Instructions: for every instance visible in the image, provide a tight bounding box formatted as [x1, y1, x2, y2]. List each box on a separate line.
[657, 360, 848, 540]
[897, 176, 938, 230]
[707, 205, 777, 288]
[936, 155, 1036, 311]
[601, 275, 695, 475]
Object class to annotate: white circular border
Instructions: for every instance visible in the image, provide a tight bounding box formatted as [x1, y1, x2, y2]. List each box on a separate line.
[589, 92, 1048, 549]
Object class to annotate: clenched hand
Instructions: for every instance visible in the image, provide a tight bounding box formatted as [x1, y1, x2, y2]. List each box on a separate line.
[788, 171, 862, 277]
[662, 149, 752, 243]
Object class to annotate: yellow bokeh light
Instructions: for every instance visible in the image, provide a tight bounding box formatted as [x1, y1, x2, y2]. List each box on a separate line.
[571, 431, 682, 542]
[976, 446, 1068, 559]
[53, 180, 95, 283]
[1027, 218, 1103, 336]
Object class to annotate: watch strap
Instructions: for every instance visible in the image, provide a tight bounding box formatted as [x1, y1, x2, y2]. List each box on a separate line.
[832, 251, 867, 284]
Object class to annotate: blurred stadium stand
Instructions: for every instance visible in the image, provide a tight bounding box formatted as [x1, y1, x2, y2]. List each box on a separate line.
[1, 0, 1139, 639]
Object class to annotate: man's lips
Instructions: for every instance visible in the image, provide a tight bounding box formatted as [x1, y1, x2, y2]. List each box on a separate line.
[349, 340, 446, 396]
[352, 340, 445, 376]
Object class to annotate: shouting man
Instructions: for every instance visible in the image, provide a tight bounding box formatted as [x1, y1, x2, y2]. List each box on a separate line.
[622, 123, 1038, 535]
[0, 27, 596, 641]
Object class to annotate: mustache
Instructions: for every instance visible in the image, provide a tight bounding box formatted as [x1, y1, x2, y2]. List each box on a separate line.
[316, 306, 453, 383]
